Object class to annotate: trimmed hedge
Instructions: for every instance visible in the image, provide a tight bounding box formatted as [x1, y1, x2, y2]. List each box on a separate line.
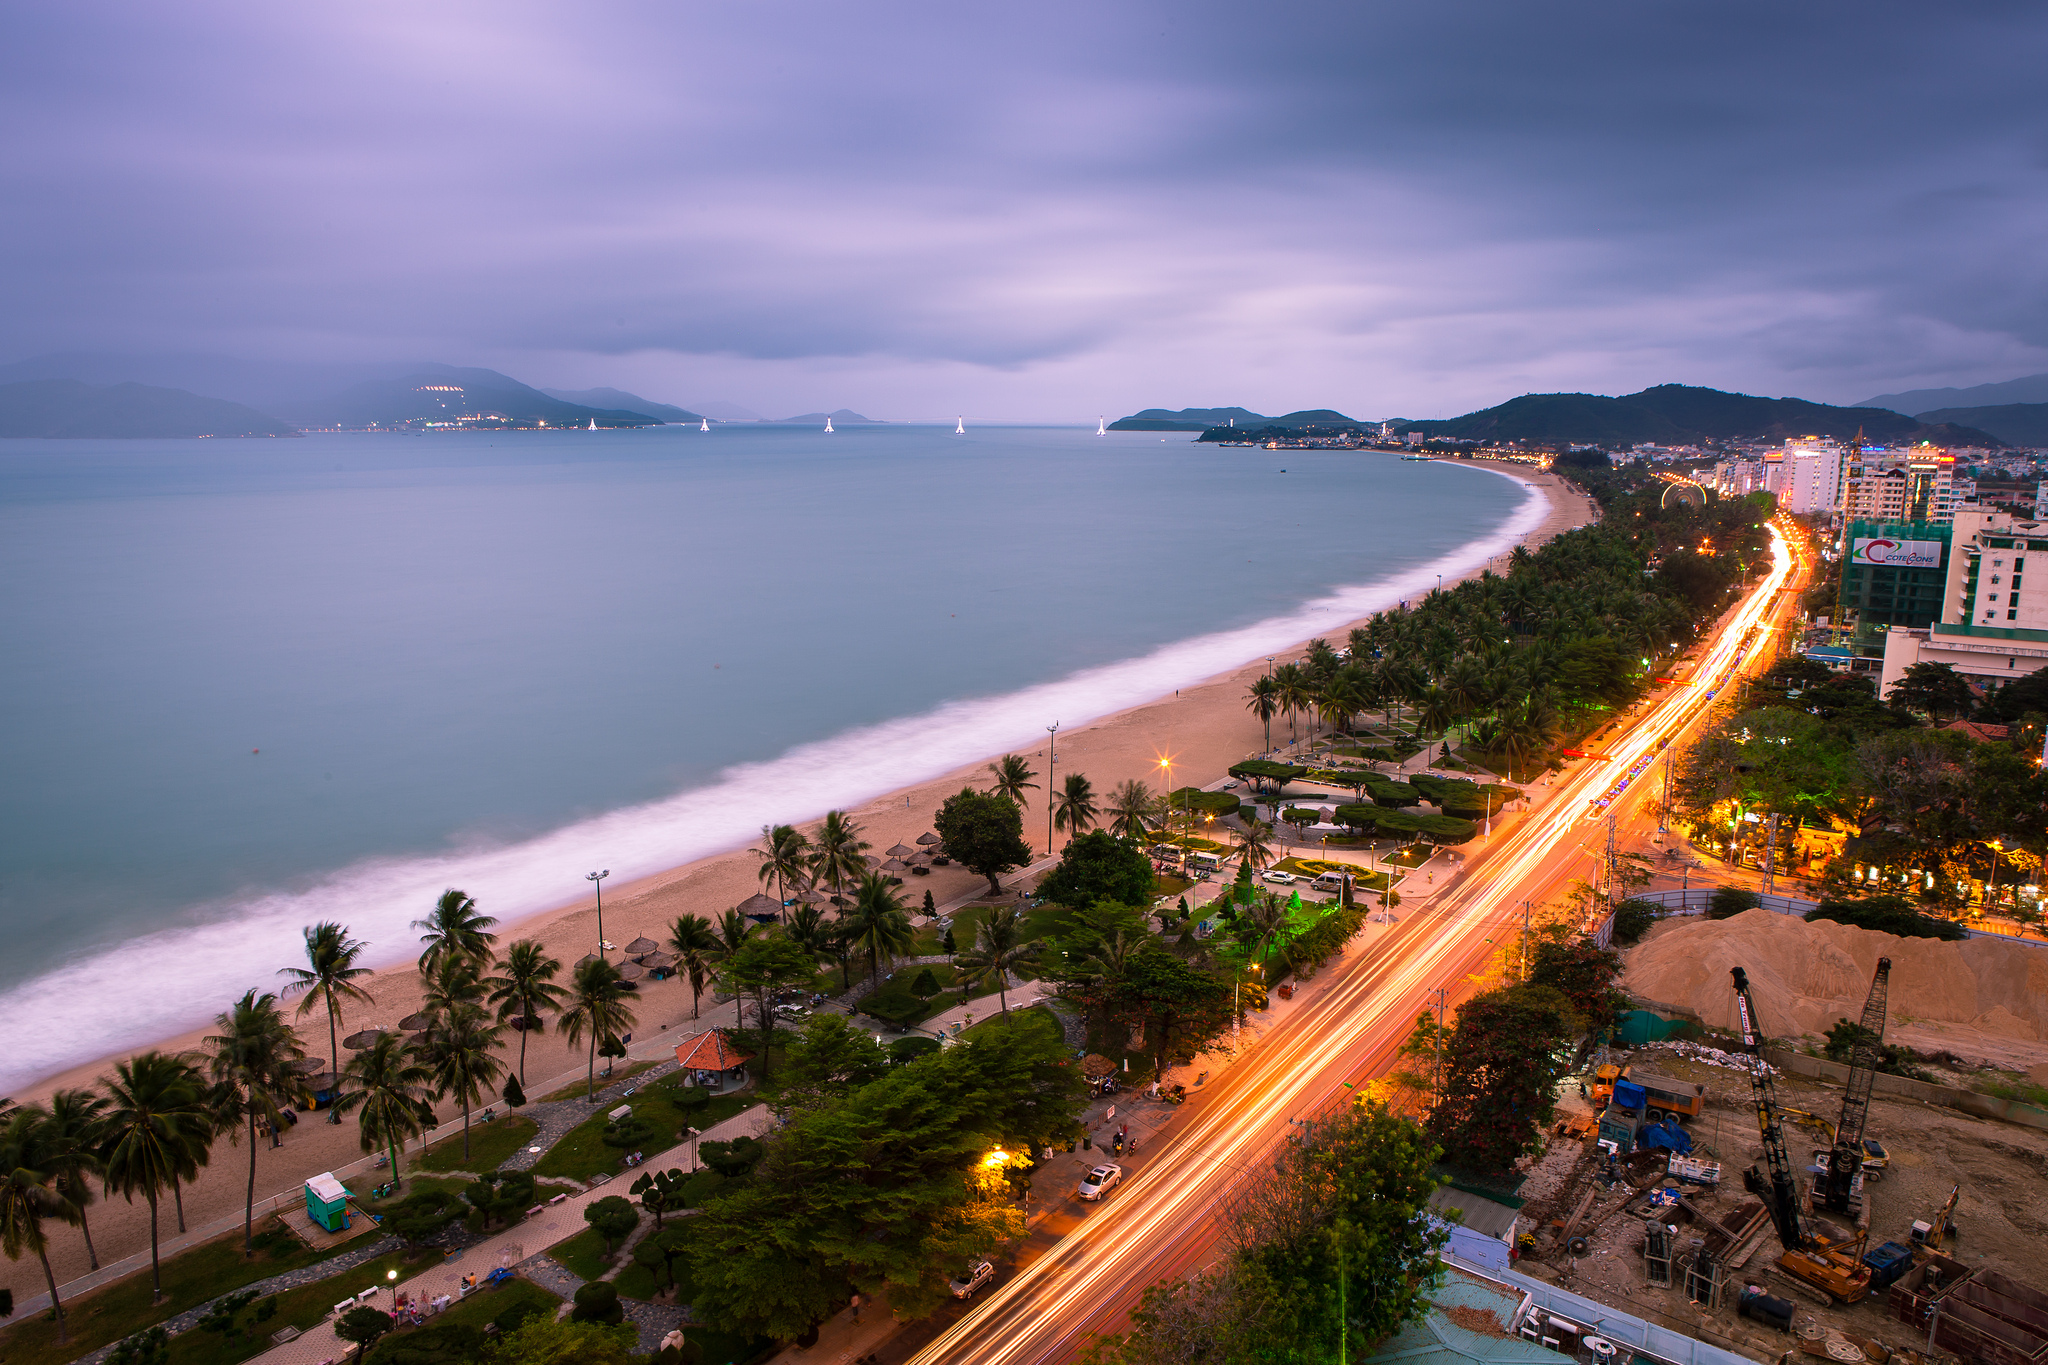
[1228, 760, 1308, 791]
[1408, 773, 1521, 818]
[1331, 805, 1476, 844]
[1171, 787, 1241, 817]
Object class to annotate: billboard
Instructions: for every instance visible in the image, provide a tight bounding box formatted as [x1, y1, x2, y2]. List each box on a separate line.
[1851, 537, 1942, 568]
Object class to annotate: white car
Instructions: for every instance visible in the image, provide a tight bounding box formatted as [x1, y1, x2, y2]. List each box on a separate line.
[1261, 870, 1296, 884]
[1221, 779, 1241, 790]
[949, 1261, 995, 1299]
[1078, 1163, 1124, 1201]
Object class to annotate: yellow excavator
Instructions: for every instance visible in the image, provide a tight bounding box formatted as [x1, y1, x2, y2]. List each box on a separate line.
[1730, 965, 1874, 1305]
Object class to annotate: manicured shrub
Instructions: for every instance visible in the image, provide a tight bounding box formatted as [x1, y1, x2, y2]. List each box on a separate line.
[571, 1282, 624, 1325]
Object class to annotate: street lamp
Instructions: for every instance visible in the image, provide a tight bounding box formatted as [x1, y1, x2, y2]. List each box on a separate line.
[1046, 722, 1060, 854]
[1157, 756, 1175, 839]
[1235, 962, 1261, 1049]
[587, 870, 610, 958]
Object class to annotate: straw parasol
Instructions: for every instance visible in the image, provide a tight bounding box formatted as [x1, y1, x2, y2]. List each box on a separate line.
[915, 832, 940, 846]
[639, 950, 675, 970]
[886, 842, 915, 858]
[882, 858, 908, 873]
[798, 889, 831, 905]
[576, 953, 603, 969]
[396, 1011, 434, 1032]
[623, 936, 660, 958]
[301, 1071, 338, 1094]
[341, 1027, 386, 1050]
[863, 854, 882, 869]
[617, 962, 646, 981]
[738, 893, 782, 922]
[291, 1057, 328, 1074]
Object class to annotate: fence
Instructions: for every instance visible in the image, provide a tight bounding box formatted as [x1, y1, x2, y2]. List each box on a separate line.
[1624, 887, 2047, 948]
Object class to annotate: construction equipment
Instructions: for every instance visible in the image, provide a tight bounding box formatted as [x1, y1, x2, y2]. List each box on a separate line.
[1910, 1186, 1960, 1256]
[1822, 957, 1892, 1214]
[1779, 1107, 1837, 1143]
[1729, 966, 1872, 1304]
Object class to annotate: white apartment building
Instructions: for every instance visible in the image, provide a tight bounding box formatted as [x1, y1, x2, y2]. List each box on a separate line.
[1776, 437, 1844, 516]
[1844, 448, 1955, 524]
[1881, 507, 2048, 697]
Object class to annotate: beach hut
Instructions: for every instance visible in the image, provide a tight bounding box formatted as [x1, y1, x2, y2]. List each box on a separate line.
[672, 1031, 755, 1093]
[305, 1171, 351, 1233]
[738, 893, 782, 924]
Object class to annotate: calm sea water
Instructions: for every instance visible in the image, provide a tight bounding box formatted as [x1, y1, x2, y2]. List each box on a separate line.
[0, 424, 1538, 1088]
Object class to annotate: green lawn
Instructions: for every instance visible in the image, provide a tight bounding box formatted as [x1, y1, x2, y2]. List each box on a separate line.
[413, 1114, 538, 1173]
[961, 1004, 1063, 1048]
[547, 1225, 618, 1282]
[159, 1247, 423, 1365]
[1, 1221, 384, 1365]
[530, 1075, 751, 1182]
[344, 1173, 470, 1215]
[612, 1214, 705, 1303]
[536, 1058, 662, 1104]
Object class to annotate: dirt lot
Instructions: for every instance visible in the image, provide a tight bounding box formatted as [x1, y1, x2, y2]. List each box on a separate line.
[1512, 1044, 2048, 1364]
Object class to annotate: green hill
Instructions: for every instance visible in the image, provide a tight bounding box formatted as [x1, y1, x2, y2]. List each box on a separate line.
[1108, 406, 1267, 431]
[540, 386, 705, 424]
[1912, 403, 2048, 448]
[0, 379, 297, 438]
[307, 367, 660, 429]
[1405, 384, 2003, 447]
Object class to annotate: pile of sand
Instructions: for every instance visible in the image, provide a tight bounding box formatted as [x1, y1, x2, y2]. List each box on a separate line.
[1620, 909, 2048, 1059]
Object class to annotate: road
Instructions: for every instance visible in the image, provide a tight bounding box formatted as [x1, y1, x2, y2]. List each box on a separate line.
[905, 523, 1805, 1364]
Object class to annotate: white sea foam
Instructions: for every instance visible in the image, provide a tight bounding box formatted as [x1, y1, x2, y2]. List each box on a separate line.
[0, 469, 1546, 1093]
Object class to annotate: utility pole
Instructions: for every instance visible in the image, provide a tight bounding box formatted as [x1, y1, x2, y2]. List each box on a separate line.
[1521, 900, 1532, 983]
[1045, 722, 1059, 854]
[1762, 811, 1780, 896]
[1604, 811, 1620, 910]
[586, 869, 610, 958]
[1430, 986, 1448, 1100]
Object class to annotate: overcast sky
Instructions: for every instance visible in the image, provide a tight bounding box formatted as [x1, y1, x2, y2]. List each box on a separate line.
[4, 1, 2046, 419]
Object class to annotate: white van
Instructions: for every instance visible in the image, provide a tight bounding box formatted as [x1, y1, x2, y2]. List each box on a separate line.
[1312, 872, 1351, 894]
[1192, 852, 1222, 872]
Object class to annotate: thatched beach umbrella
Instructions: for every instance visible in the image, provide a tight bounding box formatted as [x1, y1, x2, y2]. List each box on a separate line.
[396, 1011, 434, 1032]
[623, 936, 660, 958]
[639, 950, 675, 970]
[291, 1056, 328, 1074]
[617, 961, 645, 981]
[882, 858, 908, 873]
[863, 854, 882, 869]
[915, 832, 940, 846]
[738, 893, 782, 923]
[576, 953, 602, 969]
[341, 1027, 386, 1050]
[886, 842, 915, 858]
[798, 889, 831, 905]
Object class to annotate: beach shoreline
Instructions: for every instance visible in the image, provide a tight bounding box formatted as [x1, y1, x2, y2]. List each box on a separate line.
[1, 459, 1592, 1302]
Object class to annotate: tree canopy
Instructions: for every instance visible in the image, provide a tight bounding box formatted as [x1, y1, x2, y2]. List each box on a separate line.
[1036, 830, 1157, 910]
[934, 787, 1035, 895]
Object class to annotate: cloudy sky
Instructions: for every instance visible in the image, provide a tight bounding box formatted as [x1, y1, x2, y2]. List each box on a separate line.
[4, 1, 2046, 419]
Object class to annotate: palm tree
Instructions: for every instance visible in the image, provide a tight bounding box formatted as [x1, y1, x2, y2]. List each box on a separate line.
[1318, 667, 1367, 738]
[1416, 686, 1457, 741]
[100, 1052, 208, 1301]
[335, 1034, 434, 1188]
[1234, 819, 1277, 872]
[419, 1005, 505, 1163]
[809, 810, 870, 897]
[43, 1090, 107, 1270]
[558, 957, 637, 1104]
[986, 754, 1039, 807]
[714, 909, 753, 1026]
[1272, 662, 1312, 745]
[753, 823, 812, 918]
[413, 888, 498, 974]
[1245, 892, 1290, 973]
[1, 1108, 81, 1344]
[1052, 772, 1099, 839]
[784, 902, 835, 967]
[666, 914, 720, 1020]
[1105, 780, 1161, 841]
[485, 940, 567, 1084]
[1246, 675, 1281, 752]
[278, 922, 375, 1125]
[420, 953, 487, 1020]
[203, 989, 305, 1251]
[953, 903, 1039, 1016]
[843, 873, 915, 983]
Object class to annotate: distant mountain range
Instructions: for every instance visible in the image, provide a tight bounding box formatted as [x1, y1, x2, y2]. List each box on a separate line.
[304, 367, 662, 429]
[0, 379, 297, 438]
[1914, 403, 2048, 448]
[540, 387, 705, 424]
[765, 409, 881, 424]
[1861, 373, 2048, 415]
[1393, 384, 2001, 448]
[1108, 407, 1271, 431]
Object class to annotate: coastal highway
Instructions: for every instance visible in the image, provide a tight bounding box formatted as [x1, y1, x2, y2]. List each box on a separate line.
[906, 524, 1802, 1365]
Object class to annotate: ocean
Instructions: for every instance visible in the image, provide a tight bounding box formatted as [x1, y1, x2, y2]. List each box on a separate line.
[0, 423, 1539, 1090]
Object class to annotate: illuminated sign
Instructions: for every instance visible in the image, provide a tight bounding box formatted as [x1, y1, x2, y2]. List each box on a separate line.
[1850, 537, 1942, 568]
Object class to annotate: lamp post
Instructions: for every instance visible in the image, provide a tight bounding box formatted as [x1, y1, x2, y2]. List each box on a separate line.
[1046, 722, 1060, 854]
[587, 870, 610, 958]
[1158, 756, 1174, 841]
[1235, 962, 1261, 1050]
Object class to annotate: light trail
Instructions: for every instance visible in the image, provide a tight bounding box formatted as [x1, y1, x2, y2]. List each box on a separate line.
[910, 524, 1798, 1365]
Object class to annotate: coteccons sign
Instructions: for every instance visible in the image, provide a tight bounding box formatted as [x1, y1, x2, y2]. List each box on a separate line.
[1851, 537, 1942, 568]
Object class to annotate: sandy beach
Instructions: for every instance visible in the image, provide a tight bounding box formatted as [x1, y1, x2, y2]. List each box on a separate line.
[2, 461, 1593, 1303]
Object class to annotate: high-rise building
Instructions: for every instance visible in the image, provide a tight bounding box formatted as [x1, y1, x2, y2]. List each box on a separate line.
[1775, 437, 1843, 516]
[1842, 446, 1955, 524]
[1879, 508, 2048, 698]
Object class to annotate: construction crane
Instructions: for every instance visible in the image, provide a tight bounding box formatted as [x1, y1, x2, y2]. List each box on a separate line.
[1730, 966, 1872, 1304]
[1822, 957, 1891, 1214]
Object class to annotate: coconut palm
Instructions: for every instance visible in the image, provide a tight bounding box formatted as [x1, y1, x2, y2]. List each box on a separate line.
[334, 1034, 434, 1187]
[712, 909, 755, 1028]
[485, 940, 567, 1084]
[1246, 675, 1281, 752]
[413, 889, 498, 974]
[419, 953, 487, 1020]
[1052, 772, 1099, 839]
[666, 913, 720, 1021]
[784, 902, 835, 967]
[1234, 819, 1277, 872]
[1105, 780, 1162, 842]
[100, 1052, 209, 1301]
[1272, 662, 1313, 744]
[809, 810, 870, 897]
[202, 989, 305, 1251]
[1416, 686, 1457, 741]
[1245, 892, 1291, 973]
[278, 921, 375, 1125]
[419, 1005, 504, 1163]
[558, 957, 637, 1104]
[1317, 666, 1368, 738]
[43, 1089, 107, 1270]
[953, 903, 1039, 1016]
[1, 1108, 81, 1343]
[753, 823, 812, 918]
[986, 754, 1039, 807]
[843, 873, 915, 984]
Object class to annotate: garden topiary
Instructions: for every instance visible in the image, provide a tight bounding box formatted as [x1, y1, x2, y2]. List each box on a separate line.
[601, 1112, 660, 1150]
[365, 1323, 484, 1365]
[502, 1074, 526, 1108]
[571, 1282, 624, 1325]
[698, 1135, 765, 1179]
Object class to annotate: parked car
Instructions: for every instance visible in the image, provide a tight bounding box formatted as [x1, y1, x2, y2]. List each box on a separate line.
[1078, 1164, 1124, 1201]
[1221, 779, 1241, 789]
[1261, 870, 1296, 884]
[949, 1261, 996, 1299]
